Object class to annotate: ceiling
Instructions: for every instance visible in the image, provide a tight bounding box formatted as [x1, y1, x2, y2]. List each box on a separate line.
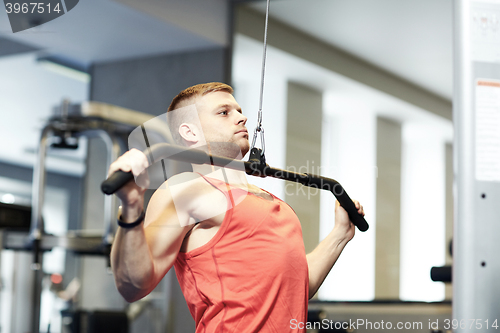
[0, 0, 225, 66]
[0, 0, 453, 100]
[247, 0, 453, 100]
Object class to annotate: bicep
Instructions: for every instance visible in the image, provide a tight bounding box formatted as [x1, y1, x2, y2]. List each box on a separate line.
[143, 184, 193, 286]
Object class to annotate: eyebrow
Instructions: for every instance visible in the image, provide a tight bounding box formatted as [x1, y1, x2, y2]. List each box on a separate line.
[216, 104, 243, 113]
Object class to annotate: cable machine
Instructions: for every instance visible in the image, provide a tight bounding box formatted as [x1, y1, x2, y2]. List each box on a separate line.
[2, 100, 171, 332]
[102, 0, 369, 233]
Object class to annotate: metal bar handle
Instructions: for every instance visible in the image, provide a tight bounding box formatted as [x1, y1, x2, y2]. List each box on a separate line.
[101, 143, 368, 232]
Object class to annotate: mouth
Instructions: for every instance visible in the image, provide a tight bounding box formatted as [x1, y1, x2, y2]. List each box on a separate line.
[235, 129, 248, 136]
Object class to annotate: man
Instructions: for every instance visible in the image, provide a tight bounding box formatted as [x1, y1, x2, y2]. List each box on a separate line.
[109, 82, 364, 332]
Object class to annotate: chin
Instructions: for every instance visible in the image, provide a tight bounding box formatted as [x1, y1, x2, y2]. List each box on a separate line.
[239, 142, 250, 158]
[240, 148, 250, 159]
[235, 145, 250, 160]
[207, 142, 244, 160]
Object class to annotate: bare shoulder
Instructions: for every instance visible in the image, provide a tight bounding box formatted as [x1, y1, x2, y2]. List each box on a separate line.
[165, 172, 215, 198]
[149, 172, 207, 199]
[145, 172, 215, 227]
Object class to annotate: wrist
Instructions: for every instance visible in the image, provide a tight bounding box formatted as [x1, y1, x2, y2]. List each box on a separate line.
[118, 210, 145, 229]
[329, 228, 351, 248]
[119, 203, 144, 223]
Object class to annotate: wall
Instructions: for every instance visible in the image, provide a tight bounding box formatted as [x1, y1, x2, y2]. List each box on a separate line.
[233, 11, 453, 302]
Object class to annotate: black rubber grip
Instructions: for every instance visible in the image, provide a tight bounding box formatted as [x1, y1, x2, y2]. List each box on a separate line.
[337, 190, 369, 232]
[430, 266, 452, 283]
[101, 170, 134, 195]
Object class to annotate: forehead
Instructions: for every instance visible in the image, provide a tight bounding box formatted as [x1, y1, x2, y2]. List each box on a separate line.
[197, 91, 240, 111]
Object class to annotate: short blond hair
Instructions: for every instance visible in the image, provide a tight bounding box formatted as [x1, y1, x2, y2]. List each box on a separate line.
[167, 82, 233, 112]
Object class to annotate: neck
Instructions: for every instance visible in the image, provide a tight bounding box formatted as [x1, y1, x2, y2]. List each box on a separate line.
[192, 163, 248, 186]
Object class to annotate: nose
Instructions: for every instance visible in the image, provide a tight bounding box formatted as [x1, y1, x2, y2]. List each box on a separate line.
[236, 112, 247, 126]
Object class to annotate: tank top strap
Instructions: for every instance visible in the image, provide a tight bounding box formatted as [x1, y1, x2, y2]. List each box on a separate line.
[195, 172, 236, 208]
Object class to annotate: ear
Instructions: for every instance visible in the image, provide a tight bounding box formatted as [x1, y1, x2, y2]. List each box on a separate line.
[178, 123, 201, 145]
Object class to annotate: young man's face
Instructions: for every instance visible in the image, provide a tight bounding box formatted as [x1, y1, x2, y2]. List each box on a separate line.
[196, 91, 250, 157]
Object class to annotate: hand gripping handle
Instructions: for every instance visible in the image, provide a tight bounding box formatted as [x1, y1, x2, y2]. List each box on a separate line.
[101, 170, 134, 195]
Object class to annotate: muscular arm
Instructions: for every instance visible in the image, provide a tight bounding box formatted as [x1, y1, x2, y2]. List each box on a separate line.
[306, 200, 363, 298]
[110, 178, 195, 302]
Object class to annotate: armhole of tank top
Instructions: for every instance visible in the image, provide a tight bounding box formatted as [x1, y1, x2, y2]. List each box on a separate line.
[176, 173, 234, 259]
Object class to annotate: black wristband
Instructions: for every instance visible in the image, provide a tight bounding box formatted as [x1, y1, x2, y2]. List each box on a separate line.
[117, 210, 145, 228]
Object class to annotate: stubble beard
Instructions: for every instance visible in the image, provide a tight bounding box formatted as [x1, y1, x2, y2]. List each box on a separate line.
[206, 140, 247, 160]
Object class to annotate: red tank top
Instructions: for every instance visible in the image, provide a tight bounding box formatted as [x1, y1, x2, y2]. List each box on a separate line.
[174, 175, 309, 332]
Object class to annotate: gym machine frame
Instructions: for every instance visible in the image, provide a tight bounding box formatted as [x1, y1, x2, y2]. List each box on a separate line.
[2, 101, 163, 333]
[454, 0, 500, 329]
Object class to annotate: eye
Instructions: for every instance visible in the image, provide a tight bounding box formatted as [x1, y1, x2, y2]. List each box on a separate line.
[219, 110, 228, 116]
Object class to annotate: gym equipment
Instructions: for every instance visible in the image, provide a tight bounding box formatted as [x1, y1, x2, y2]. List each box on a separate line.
[453, 0, 500, 326]
[101, 143, 369, 232]
[430, 266, 452, 283]
[2, 100, 170, 332]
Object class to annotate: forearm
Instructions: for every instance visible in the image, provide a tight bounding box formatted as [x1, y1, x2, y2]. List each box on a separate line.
[110, 204, 155, 302]
[306, 230, 349, 298]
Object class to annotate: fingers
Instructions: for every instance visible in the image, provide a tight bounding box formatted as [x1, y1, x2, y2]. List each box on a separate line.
[353, 200, 365, 216]
[336, 199, 365, 218]
[129, 148, 149, 177]
[108, 159, 131, 177]
[107, 149, 151, 191]
[108, 149, 149, 178]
